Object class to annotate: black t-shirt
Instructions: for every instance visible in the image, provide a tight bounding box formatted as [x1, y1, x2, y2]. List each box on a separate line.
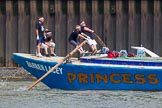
[68, 30, 80, 42]
[35, 22, 44, 37]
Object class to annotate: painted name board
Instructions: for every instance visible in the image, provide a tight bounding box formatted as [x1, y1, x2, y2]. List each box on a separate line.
[26, 61, 63, 75]
[67, 72, 159, 85]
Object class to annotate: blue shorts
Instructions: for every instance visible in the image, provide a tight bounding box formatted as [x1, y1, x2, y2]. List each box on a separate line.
[36, 36, 44, 45]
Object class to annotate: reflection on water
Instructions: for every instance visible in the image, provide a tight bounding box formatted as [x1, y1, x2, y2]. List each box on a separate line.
[0, 80, 162, 108]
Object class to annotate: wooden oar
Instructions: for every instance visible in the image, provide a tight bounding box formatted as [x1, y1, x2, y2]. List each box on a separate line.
[78, 34, 90, 40]
[26, 40, 87, 90]
[93, 33, 106, 47]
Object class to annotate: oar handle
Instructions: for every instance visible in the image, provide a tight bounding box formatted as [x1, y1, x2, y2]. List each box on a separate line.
[80, 33, 90, 39]
[81, 32, 106, 47]
[78, 34, 89, 40]
[26, 40, 87, 90]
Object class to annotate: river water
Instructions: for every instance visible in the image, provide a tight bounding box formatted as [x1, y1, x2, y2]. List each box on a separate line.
[0, 80, 162, 108]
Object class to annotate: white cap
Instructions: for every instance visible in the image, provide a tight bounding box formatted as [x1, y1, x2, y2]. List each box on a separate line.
[39, 17, 44, 21]
[80, 21, 85, 25]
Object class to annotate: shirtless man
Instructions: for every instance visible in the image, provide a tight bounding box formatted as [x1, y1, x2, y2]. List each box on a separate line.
[80, 21, 97, 54]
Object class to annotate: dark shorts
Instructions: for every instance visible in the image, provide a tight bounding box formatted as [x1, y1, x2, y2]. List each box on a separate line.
[69, 40, 80, 46]
[36, 36, 44, 45]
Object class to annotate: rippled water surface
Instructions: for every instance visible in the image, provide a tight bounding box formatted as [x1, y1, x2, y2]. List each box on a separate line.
[0, 80, 162, 108]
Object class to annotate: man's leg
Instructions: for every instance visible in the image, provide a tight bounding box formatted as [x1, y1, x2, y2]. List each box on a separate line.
[36, 43, 43, 57]
[41, 43, 50, 57]
[50, 42, 56, 56]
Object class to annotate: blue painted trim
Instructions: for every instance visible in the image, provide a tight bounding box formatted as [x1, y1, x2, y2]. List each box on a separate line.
[80, 58, 162, 66]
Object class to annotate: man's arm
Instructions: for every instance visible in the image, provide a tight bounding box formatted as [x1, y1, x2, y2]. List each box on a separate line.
[36, 29, 39, 36]
[36, 29, 39, 40]
[83, 27, 94, 33]
[78, 34, 90, 40]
